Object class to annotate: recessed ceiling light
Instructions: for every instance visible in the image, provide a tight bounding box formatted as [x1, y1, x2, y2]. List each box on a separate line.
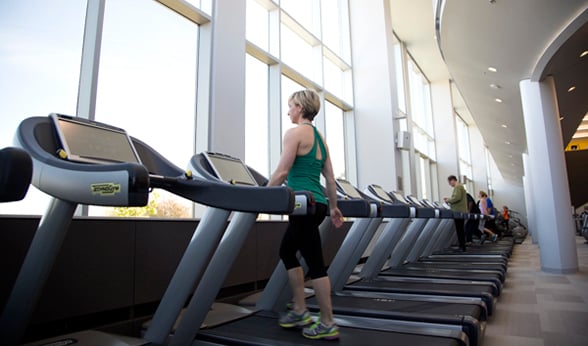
[501, 124, 508, 128]
[505, 141, 511, 145]
[487, 67, 497, 72]
[495, 98, 503, 103]
[560, 116, 565, 120]
[508, 155, 513, 158]
[568, 86, 576, 92]
[490, 83, 501, 89]
[581, 50, 588, 58]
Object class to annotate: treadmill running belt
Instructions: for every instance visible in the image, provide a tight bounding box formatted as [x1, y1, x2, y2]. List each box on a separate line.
[406, 262, 506, 272]
[310, 295, 482, 318]
[196, 313, 462, 346]
[347, 279, 496, 313]
[306, 295, 483, 346]
[378, 268, 503, 288]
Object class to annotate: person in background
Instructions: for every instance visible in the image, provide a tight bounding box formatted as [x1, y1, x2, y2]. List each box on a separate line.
[444, 175, 468, 252]
[502, 205, 510, 233]
[465, 192, 481, 244]
[484, 191, 499, 236]
[478, 191, 498, 243]
[268, 89, 344, 340]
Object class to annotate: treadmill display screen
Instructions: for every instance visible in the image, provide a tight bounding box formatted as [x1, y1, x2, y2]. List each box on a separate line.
[370, 185, 393, 202]
[337, 179, 363, 199]
[51, 113, 141, 165]
[405, 195, 423, 207]
[392, 192, 408, 204]
[204, 153, 258, 186]
[421, 199, 435, 208]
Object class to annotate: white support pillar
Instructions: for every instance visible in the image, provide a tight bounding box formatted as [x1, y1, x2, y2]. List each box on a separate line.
[198, 0, 247, 157]
[348, 0, 399, 191]
[522, 152, 538, 244]
[431, 80, 458, 199]
[519, 77, 578, 273]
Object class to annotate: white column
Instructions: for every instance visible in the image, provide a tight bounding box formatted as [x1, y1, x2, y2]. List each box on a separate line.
[519, 77, 577, 273]
[431, 80, 458, 198]
[198, 0, 247, 157]
[522, 152, 538, 244]
[348, 0, 398, 190]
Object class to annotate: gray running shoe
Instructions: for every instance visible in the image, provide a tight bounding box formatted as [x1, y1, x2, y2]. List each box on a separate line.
[302, 320, 340, 340]
[279, 309, 312, 328]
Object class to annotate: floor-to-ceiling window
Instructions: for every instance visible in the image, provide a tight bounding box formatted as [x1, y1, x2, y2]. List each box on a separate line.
[184, 0, 213, 15]
[407, 58, 438, 200]
[391, 37, 411, 194]
[324, 101, 346, 179]
[393, 39, 407, 118]
[244, 0, 354, 193]
[90, 0, 203, 218]
[456, 113, 474, 193]
[0, 1, 86, 215]
[0, 0, 209, 218]
[485, 146, 494, 198]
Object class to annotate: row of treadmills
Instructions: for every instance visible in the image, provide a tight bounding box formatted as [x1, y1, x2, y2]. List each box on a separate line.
[0, 115, 514, 346]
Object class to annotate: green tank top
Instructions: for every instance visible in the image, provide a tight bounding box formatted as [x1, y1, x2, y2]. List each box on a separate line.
[287, 124, 327, 205]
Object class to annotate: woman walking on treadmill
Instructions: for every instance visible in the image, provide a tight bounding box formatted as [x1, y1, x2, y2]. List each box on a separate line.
[478, 191, 498, 243]
[268, 89, 344, 340]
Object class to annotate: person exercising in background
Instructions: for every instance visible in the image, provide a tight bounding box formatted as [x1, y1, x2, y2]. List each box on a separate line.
[465, 192, 481, 244]
[267, 89, 344, 340]
[444, 175, 468, 252]
[502, 205, 510, 233]
[478, 190, 498, 243]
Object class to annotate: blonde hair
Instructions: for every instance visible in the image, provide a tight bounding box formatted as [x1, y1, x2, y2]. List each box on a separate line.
[479, 191, 488, 198]
[289, 89, 321, 121]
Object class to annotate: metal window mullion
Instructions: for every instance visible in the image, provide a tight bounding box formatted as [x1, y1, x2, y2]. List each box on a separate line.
[194, 19, 213, 154]
[75, 0, 105, 217]
[76, 0, 105, 121]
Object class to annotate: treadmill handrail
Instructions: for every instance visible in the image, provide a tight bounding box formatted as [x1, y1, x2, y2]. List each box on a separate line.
[151, 174, 296, 214]
[0, 147, 32, 202]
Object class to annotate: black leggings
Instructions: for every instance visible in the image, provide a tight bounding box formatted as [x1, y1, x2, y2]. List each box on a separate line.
[280, 203, 328, 279]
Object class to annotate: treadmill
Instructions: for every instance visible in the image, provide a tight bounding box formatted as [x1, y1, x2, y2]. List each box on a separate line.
[369, 187, 507, 274]
[327, 181, 500, 315]
[398, 197, 511, 265]
[423, 199, 512, 258]
[431, 211, 515, 257]
[418, 200, 513, 261]
[365, 188, 503, 291]
[0, 115, 301, 346]
[423, 200, 514, 259]
[363, 191, 505, 290]
[152, 153, 469, 346]
[299, 180, 492, 346]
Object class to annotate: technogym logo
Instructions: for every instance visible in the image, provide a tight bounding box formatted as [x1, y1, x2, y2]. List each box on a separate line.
[90, 183, 121, 196]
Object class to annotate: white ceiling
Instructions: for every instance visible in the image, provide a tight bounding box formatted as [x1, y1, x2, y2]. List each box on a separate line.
[388, 0, 588, 183]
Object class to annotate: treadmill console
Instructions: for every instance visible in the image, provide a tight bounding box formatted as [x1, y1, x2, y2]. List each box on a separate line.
[202, 152, 258, 186]
[50, 113, 142, 165]
[367, 184, 394, 203]
[336, 179, 364, 199]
